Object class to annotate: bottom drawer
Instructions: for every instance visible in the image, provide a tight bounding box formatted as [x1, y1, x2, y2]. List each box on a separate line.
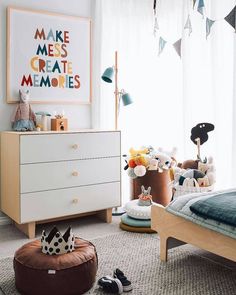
[20, 182, 120, 223]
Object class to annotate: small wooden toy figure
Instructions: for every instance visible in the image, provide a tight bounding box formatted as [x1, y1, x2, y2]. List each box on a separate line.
[138, 186, 152, 206]
[12, 90, 36, 131]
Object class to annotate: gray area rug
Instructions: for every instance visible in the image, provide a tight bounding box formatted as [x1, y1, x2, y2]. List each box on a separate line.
[0, 232, 235, 295]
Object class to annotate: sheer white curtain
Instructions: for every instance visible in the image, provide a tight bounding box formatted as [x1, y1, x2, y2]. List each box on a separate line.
[94, 0, 236, 201]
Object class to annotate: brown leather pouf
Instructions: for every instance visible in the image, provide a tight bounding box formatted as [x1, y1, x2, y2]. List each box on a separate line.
[131, 170, 172, 206]
[14, 238, 97, 295]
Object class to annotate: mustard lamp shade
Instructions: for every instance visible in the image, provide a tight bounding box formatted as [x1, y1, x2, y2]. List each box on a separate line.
[101, 67, 114, 83]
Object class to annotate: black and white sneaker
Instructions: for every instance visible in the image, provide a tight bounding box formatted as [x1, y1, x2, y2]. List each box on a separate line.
[113, 269, 132, 292]
[98, 275, 123, 294]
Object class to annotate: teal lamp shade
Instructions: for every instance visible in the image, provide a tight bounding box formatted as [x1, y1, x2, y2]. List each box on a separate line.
[121, 92, 133, 106]
[101, 67, 114, 83]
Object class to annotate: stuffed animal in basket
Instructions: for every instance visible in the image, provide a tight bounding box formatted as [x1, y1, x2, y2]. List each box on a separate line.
[11, 90, 36, 131]
[138, 186, 152, 206]
[198, 157, 216, 186]
[154, 152, 172, 173]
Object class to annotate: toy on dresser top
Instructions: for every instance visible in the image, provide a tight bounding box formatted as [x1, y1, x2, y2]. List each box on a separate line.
[11, 90, 36, 131]
[51, 111, 68, 131]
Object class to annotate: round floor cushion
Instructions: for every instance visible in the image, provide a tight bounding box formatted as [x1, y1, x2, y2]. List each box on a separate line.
[14, 238, 97, 295]
[124, 199, 156, 220]
[120, 222, 156, 233]
[121, 213, 151, 228]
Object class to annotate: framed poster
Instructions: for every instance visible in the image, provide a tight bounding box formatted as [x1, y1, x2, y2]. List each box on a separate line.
[7, 6, 92, 104]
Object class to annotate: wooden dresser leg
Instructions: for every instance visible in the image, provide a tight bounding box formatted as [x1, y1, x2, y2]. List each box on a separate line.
[160, 235, 168, 262]
[97, 208, 112, 223]
[15, 222, 36, 239]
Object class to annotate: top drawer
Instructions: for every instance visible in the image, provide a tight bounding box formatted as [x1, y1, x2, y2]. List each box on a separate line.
[20, 131, 120, 164]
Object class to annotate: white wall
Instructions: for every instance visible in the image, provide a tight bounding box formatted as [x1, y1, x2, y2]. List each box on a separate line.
[0, 0, 92, 220]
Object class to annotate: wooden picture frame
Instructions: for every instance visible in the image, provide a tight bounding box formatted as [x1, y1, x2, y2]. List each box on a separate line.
[7, 6, 92, 104]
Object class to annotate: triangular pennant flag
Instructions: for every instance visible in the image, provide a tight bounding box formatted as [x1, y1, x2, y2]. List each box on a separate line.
[184, 15, 192, 36]
[197, 0, 205, 16]
[158, 37, 167, 56]
[206, 18, 215, 38]
[193, 0, 197, 8]
[153, 16, 159, 36]
[173, 39, 182, 57]
[225, 6, 236, 30]
[153, 0, 157, 11]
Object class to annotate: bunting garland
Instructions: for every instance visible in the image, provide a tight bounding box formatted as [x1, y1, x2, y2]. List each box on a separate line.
[193, 0, 197, 9]
[153, 16, 159, 36]
[184, 15, 193, 36]
[206, 18, 215, 39]
[153, 1, 236, 57]
[197, 0, 205, 16]
[158, 37, 167, 56]
[153, 0, 157, 11]
[173, 39, 182, 57]
[225, 6, 236, 30]
[153, 0, 159, 36]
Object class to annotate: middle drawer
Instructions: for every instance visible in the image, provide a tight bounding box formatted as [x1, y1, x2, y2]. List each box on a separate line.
[21, 157, 120, 193]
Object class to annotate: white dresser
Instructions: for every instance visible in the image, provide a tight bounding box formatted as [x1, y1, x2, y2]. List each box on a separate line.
[1, 130, 121, 238]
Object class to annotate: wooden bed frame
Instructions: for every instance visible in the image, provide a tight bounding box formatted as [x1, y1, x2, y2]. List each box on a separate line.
[151, 204, 236, 262]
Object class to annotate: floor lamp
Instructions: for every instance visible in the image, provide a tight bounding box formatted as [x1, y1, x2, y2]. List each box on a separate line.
[101, 51, 133, 130]
[101, 51, 133, 215]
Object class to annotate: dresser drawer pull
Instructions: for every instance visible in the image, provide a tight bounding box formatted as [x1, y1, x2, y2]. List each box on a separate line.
[72, 171, 79, 177]
[72, 144, 79, 149]
[72, 198, 79, 204]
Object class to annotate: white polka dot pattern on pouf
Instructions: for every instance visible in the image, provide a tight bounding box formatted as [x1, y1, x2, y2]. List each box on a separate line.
[41, 226, 75, 255]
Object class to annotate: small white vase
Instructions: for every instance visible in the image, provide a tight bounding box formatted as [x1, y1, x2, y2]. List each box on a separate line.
[41, 115, 48, 131]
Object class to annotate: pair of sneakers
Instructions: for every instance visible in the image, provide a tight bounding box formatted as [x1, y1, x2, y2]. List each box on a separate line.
[98, 268, 132, 294]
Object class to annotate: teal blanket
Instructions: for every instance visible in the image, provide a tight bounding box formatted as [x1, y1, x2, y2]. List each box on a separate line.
[166, 189, 236, 239]
[190, 191, 236, 226]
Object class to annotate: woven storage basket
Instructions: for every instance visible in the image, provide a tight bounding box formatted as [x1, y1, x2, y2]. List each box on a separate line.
[173, 184, 214, 198]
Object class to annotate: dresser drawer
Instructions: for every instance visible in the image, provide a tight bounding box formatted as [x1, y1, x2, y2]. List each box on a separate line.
[20, 182, 121, 223]
[20, 131, 120, 164]
[21, 157, 120, 193]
